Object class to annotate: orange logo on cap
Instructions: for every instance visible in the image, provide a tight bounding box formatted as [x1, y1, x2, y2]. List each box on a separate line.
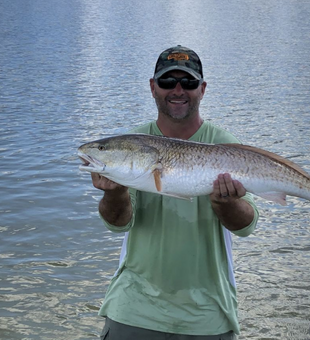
[167, 53, 189, 61]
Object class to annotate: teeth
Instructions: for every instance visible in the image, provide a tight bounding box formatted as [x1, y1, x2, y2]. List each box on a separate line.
[169, 100, 187, 104]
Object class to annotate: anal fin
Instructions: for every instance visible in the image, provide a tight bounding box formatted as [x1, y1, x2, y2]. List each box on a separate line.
[256, 192, 287, 206]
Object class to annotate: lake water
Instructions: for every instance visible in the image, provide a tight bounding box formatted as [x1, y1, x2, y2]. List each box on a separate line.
[0, 0, 309, 339]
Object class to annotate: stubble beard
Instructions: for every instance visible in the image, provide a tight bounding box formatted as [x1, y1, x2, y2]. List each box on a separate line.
[154, 94, 200, 122]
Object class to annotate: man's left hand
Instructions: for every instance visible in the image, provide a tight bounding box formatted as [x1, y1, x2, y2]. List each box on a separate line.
[210, 173, 246, 203]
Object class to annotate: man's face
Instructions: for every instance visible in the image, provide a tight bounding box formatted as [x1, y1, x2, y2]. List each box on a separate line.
[151, 70, 206, 122]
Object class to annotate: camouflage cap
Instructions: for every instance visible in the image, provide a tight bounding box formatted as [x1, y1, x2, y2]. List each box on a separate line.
[154, 45, 203, 80]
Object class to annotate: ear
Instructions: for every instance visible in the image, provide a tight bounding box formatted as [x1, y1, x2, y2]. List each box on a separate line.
[200, 81, 207, 99]
[150, 78, 156, 98]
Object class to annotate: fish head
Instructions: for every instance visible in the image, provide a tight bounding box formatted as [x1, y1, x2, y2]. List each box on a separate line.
[78, 140, 107, 173]
[78, 135, 160, 184]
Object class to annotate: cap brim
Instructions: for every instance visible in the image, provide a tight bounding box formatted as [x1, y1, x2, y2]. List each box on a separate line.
[154, 65, 202, 80]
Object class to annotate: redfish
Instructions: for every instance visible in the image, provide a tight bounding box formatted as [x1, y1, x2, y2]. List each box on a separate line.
[78, 134, 310, 205]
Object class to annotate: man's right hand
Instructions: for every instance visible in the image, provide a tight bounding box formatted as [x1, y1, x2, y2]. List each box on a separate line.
[91, 173, 128, 192]
[91, 173, 132, 226]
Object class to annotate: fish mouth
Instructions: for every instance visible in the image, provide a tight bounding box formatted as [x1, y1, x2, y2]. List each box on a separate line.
[78, 152, 105, 172]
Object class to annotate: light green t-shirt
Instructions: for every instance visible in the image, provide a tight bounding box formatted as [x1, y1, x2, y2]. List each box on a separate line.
[98, 121, 259, 335]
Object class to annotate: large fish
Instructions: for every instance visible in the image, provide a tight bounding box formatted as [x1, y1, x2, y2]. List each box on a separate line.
[78, 134, 310, 205]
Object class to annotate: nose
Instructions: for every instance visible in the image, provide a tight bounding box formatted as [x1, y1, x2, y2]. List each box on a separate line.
[172, 81, 185, 94]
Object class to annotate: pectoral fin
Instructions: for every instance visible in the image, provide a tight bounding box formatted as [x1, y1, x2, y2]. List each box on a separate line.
[151, 165, 194, 201]
[151, 162, 163, 192]
[153, 169, 162, 192]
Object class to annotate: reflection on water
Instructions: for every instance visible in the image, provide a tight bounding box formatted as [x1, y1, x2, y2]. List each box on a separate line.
[235, 200, 310, 339]
[0, 0, 309, 339]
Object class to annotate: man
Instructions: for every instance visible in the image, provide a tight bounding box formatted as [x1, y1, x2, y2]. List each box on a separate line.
[91, 45, 259, 340]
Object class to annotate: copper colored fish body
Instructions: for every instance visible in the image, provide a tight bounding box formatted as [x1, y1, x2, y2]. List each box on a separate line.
[78, 134, 310, 205]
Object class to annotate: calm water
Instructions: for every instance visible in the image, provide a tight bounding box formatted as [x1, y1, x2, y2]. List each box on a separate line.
[1, 0, 310, 339]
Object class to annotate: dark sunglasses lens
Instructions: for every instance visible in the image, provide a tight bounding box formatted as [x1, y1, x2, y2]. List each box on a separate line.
[157, 78, 177, 89]
[157, 77, 200, 90]
[180, 79, 200, 90]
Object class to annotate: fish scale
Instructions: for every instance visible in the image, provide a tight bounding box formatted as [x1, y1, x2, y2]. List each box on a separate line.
[78, 134, 310, 205]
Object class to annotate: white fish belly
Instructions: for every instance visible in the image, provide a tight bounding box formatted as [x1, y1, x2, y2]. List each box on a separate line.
[160, 167, 217, 197]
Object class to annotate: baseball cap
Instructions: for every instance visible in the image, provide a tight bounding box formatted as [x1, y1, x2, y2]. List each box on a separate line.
[154, 45, 203, 80]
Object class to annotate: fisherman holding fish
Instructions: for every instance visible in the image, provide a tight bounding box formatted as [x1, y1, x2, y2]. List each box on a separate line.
[90, 46, 260, 339]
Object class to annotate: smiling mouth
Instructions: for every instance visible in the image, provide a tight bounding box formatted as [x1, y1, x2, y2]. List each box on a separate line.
[168, 99, 188, 105]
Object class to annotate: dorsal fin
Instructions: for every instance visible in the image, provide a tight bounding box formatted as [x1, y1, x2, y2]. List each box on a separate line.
[220, 143, 310, 179]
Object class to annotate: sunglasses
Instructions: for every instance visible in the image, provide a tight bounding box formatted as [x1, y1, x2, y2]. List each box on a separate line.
[155, 76, 203, 90]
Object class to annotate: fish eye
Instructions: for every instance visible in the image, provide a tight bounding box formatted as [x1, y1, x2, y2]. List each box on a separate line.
[98, 145, 105, 151]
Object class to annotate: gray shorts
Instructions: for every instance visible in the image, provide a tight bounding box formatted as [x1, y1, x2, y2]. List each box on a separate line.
[100, 317, 237, 340]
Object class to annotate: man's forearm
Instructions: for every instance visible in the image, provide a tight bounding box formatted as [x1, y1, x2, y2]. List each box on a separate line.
[211, 198, 254, 231]
[210, 173, 255, 231]
[99, 189, 132, 227]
